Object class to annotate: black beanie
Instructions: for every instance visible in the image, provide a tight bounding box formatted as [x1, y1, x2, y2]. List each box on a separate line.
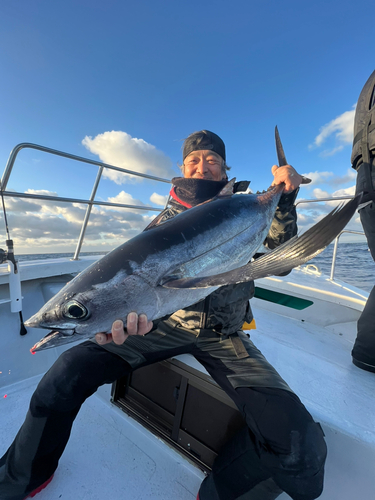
[183, 130, 226, 162]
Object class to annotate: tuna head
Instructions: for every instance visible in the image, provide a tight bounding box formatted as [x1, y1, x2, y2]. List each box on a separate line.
[25, 269, 158, 352]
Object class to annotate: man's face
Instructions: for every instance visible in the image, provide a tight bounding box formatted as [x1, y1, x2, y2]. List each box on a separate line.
[183, 150, 225, 181]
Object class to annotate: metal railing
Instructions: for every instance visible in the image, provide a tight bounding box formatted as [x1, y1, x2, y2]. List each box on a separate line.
[0, 143, 172, 260]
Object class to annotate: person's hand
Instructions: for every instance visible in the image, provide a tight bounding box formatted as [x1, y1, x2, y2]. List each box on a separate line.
[271, 165, 303, 194]
[95, 313, 153, 346]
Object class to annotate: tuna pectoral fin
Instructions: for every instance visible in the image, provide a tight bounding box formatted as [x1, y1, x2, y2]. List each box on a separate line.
[162, 194, 362, 289]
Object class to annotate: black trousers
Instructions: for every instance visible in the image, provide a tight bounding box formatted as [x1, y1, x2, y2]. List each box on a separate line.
[352, 160, 375, 364]
[0, 321, 326, 500]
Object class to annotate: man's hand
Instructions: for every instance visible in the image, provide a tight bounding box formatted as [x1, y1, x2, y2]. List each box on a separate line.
[271, 165, 303, 194]
[95, 313, 153, 346]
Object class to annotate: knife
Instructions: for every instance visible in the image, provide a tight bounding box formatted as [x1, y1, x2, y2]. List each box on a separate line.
[275, 126, 311, 184]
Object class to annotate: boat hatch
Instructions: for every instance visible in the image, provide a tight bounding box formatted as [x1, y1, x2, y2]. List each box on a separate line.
[112, 357, 246, 472]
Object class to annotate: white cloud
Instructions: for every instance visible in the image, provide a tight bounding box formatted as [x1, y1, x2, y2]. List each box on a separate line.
[25, 189, 58, 196]
[320, 145, 344, 157]
[150, 192, 169, 206]
[5, 197, 42, 213]
[302, 171, 334, 185]
[296, 212, 308, 223]
[331, 186, 356, 199]
[310, 105, 356, 156]
[332, 186, 356, 197]
[0, 188, 157, 254]
[107, 190, 145, 208]
[301, 169, 356, 189]
[82, 131, 175, 184]
[312, 188, 331, 199]
[330, 169, 356, 186]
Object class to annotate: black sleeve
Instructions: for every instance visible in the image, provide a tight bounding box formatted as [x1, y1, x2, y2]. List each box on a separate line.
[264, 188, 299, 250]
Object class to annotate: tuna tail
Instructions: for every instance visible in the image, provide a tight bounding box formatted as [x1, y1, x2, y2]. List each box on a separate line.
[163, 193, 362, 289]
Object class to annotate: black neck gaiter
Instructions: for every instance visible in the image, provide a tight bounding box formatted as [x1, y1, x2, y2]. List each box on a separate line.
[171, 177, 228, 207]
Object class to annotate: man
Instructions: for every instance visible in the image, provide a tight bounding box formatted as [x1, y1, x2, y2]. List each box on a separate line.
[0, 130, 327, 500]
[350, 69, 375, 373]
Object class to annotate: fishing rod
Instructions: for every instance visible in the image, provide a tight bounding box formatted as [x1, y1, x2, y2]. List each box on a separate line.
[0, 179, 12, 264]
[0, 179, 27, 335]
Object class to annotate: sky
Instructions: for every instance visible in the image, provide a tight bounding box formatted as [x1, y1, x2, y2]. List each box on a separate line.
[0, 0, 374, 255]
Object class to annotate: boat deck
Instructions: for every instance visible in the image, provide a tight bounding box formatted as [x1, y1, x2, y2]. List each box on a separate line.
[1, 261, 374, 499]
[1, 303, 374, 499]
[1, 377, 204, 500]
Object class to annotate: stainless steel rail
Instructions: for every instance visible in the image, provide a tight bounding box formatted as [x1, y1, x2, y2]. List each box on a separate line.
[295, 195, 354, 206]
[0, 143, 172, 259]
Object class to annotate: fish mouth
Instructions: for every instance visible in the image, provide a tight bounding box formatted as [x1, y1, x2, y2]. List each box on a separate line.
[30, 329, 79, 353]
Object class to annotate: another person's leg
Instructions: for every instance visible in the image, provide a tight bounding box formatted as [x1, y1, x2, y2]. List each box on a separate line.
[195, 331, 327, 500]
[353, 284, 375, 372]
[352, 195, 375, 371]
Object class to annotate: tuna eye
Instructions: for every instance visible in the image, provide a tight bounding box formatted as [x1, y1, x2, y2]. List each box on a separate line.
[63, 300, 88, 319]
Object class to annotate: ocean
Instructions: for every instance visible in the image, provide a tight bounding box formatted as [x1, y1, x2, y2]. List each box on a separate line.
[16, 243, 374, 293]
[308, 242, 374, 293]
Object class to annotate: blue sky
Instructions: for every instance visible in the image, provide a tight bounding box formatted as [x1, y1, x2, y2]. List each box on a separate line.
[0, 0, 374, 253]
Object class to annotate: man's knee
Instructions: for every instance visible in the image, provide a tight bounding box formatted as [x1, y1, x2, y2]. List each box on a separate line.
[31, 344, 98, 413]
[31, 342, 130, 414]
[271, 422, 327, 500]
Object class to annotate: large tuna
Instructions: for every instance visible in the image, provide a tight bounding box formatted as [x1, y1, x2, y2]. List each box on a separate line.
[25, 180, 361, 351]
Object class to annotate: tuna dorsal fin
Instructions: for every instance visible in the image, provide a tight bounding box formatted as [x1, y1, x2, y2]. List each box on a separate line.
[217, 178, 236, 197]
[162, 193, 362, 289]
